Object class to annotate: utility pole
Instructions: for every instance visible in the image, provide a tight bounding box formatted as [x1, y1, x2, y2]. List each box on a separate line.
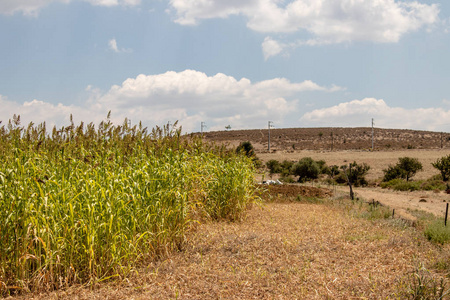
[331, 130, 334, 151]
[371, 118, 374, 151]
[268, 121, 274, 152]
[201, 122, 207, 135]
[441, 132, 444, 149]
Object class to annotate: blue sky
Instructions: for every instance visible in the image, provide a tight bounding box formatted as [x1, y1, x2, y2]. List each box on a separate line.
[1, 0, 450, 133]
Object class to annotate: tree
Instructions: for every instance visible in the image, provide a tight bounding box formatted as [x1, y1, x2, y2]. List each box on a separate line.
[236, 141, 255, 158]
[266, 159, 282, 174]
[340, 161, 371, 200]
[291, 157, 320, 183]
[432, 154, 450, 182]
[383, 157, 423, 182]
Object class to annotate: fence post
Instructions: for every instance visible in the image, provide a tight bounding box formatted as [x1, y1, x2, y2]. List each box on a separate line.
[445, 203, 449, 227]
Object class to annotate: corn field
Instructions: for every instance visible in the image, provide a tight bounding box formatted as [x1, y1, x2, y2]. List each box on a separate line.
[0, 114, 257, 295]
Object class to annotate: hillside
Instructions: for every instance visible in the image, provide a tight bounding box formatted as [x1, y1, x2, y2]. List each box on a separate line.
[201, 127, 450, 152]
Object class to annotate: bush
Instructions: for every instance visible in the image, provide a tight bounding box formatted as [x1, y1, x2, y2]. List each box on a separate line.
[340, 161, 371, 187]
[380, 179, 421, 191]
[420, 179, 447, 191]
[279, 176, 295, 183]
[291, 157, 320, 183]
[382, 165, 406, 182]
[432, 154, 450, 182]
[266, 159, 282, 174]
[316, 159, 329, 174]
[280, 160, 294, 176]
[424, 220, 450, 244]
[382, 157, 423, 182]
[236, 141, 255, 157]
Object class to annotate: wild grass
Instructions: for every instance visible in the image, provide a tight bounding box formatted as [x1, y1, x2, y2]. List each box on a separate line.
[380, 176, 447, 192]
[0, 114, 258, 295]
[424, 221, 450, 245]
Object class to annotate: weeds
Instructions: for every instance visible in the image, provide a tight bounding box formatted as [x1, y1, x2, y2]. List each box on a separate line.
[403, 262, 449, 299]
[424, 221, 450, 245]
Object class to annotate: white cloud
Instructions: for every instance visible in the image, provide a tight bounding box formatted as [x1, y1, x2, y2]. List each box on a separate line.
[262, 37, 285, 60]
[108, 38, 132, 53]
[301, 98, 450, 131]
[0, 0, 69, 16]
[0, 70, 343, 132]
[169, 0, 440, 57]
[0, 0, 139, 15]
[108, 38, 119, 52]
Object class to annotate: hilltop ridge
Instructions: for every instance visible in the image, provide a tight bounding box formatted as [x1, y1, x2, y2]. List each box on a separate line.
[201, 127, 450, 152]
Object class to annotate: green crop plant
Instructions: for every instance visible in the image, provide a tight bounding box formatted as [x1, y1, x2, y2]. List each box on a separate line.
[0, 114, 258, 295]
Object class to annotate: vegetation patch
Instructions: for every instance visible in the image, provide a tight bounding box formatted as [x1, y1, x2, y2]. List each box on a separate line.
[0, 116, 258, 295]
[424, 220, 450, 245]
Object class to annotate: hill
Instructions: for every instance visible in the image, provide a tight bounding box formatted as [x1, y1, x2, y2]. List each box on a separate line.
[201, 127, 450, 152]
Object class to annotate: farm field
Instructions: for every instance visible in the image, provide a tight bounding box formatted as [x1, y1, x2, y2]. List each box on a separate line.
[2, 124, 450, 298]
[15, 192, 450, 299]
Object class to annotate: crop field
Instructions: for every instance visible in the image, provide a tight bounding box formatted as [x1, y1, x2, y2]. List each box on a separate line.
[0, 116, 257, 296]
[2, 122, 450, 299]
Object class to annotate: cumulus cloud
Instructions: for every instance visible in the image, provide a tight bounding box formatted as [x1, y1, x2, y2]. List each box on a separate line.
[0, 0, 139, 15]
[0, 70, 343, 132]
[301, 98, 450, 131]
[169, 0, 440, 57]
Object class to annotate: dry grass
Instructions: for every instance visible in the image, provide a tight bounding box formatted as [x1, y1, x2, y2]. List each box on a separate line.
[18, 198, 449, 299]
[257, 149, 449, 181]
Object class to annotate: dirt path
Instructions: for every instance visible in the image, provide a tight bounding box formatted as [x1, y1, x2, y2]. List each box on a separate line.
[338, 186, 450, 219]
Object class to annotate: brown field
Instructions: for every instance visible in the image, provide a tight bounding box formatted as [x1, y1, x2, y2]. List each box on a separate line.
[19, 195, 449, 299]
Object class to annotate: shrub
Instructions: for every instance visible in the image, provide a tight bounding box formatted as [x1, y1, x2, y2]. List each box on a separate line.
[424, 220, 450, 244]
[279, 176, 295, 183]
[291, 157, 320, 183]
[382, 157, 423, 182]
[266, 159, 282, 174]
[316, 159, 329, 174]
[383, 165, 406, 182]
[236, 141, 255, 157]
[420, 179, 447, 191]
[380, 179, 421, 191]
[432, 154, 450, 182]
[340, 161, 370, 187]
[280, 160, 294, 176]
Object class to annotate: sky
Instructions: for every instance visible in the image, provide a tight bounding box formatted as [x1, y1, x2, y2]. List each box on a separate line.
[1, 0, 450, 133]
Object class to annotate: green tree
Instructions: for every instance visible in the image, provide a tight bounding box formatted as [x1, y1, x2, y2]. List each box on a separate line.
[383, 157, 423, 182]
[266, 159, 281, 174]
[236, 141, 255, 157]
[280, 160, 294, 177]
[432, 154, 450, 182]
[291, 157, 320, 183]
